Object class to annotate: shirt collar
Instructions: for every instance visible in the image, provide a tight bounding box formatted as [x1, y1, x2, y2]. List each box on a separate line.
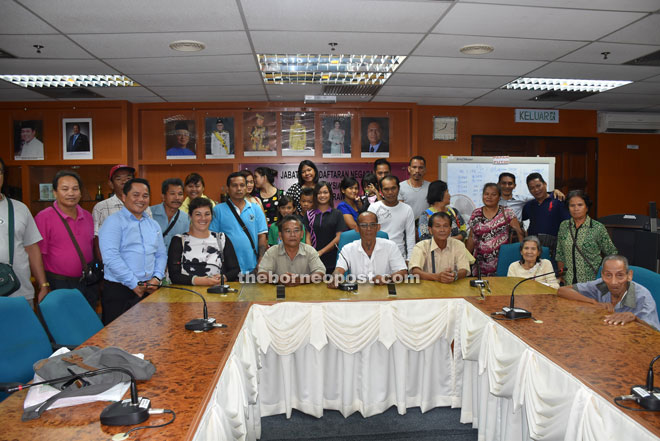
[53, 201, 83, 220]
[310, 207, 332, 215]
[120, 206, 146, 222]
[277, 242, 307, 257]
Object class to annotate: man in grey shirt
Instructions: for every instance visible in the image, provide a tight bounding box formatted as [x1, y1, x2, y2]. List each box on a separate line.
[399, 155, 431, 222]
[258, 215, 325, 286]
[557, 255, 659, 330]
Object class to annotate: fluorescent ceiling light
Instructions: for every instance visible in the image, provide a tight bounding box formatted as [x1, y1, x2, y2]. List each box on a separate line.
[0, 75, 138, 88]
[258, 54, 405, 85]
[502, 77, 632, 93]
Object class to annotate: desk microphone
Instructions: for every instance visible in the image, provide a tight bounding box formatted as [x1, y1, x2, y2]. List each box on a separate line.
[470, 255, 490, 299]
[0, 367, 151, 425]
[629, 354, 660, 410]
[499, 268, 565, 320]
[139, 282, 223, 331]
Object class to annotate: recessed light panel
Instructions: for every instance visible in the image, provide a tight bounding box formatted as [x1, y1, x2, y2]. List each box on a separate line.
[502, 77, 632, 93]
[0, 75, 138, 88]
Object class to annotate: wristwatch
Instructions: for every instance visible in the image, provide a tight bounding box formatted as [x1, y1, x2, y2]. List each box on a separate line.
[41, 282, 50, 288]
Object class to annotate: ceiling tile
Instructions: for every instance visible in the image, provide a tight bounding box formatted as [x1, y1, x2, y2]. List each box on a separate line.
[466, 99, 560, 108]
[470, 0, 660, 12]
[385, 73, 515, 88]
[105, 55, 257, 74]
[573, 92, 660, 105]
[20, 0, 244, 33]
[84, 86, 157, 97]
[335, 96, 372, 102]
[399, 56, 545, 76]
[433, 3, 645, 40]
[0, 88, 53, 100]
[251, 31, 423, 55]
[242, 0, 450, 32]
[151, 85, 265, 97]
[265, 85, 323, 95]
[0, 34, 93, 58]
[415, 34, 586, 61]
[372, 96, 473, 106]
[129, 72, 263, 87]
[527, 61, 660, 81]
[558, 42, 660, 64]
[644, 74, 660, 82]
[557, 102, 653, 111]
[0, 2, 57, 34]
[70, 31, 251, 59]
[602, 14, 660, 45]
[479, 89, 543, 100]
[378, 85, 490, 98]
[0, 58, 117, 74]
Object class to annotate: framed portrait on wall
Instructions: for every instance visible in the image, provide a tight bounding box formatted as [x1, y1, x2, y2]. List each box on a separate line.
[243, 111, 276, 156]
[281, 111, 314, 156]
[164, 118, 196, 159]
[205, 117, 235, 159]
[360, 116, 389, 158]
[14, 120, 44, 160]
[433, 116, 457, 141]
[62, 118, 93, 160]
[322, 114, 351, 158]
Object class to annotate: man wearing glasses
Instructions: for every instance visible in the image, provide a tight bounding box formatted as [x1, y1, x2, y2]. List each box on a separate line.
[258, 215, 325, 286]
[329, 211, 407, 287]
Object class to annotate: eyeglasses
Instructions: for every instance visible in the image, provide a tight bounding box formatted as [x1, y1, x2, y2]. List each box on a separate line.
[358, 223, 379, 229]
[282, 229, 301, 235]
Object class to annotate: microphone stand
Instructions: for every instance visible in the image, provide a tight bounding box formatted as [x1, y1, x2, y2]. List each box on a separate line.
[176, 259, 235, 294]
[0, 367, 151, 426]
[140, 282, 222, 331]
[469, 255, 490, 300]
[500, 268, 563, 320]
[630, 354, 660, 410]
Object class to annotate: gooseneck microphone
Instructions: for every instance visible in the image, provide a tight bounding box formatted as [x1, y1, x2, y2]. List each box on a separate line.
[499, 268, 565, 320]
[0, 367, 151, 426]
[470, 255, 490, 299]
[176, 260, 235, 294]
[140, 282, 224, 331]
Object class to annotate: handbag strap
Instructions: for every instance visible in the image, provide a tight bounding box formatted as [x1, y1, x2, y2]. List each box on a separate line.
[6, 197, 14, 265]
[569, 221, 598, 275]
[161, 209, 180, 237]
[226, 199, 258, 257]
[53, 206, 87, 268]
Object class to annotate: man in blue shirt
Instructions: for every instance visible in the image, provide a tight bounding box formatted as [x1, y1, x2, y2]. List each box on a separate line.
[210, 172, 267, 274]
[99, 178, 166, 324]
[558, 255, 660, 330]
[522, 172, 569, 256]
[150, 178, 189, 250]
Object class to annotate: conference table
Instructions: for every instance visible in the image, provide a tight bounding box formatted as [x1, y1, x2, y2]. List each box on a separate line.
[0, 278, 658, 441]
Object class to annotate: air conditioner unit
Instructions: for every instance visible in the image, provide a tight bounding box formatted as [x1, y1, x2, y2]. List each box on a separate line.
[597, 112, 660, 134]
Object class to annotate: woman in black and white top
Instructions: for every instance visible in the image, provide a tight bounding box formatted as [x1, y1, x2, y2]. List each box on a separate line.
[168, 197, 240, 284]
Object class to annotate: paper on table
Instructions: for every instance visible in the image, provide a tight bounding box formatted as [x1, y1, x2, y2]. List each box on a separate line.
[24, 347, 145, 410]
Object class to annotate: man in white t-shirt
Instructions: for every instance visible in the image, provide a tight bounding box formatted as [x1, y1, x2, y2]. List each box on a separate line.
[330, 211, 407, 287]
[399, 155, 430, 222]
[368, 175, 415, 260]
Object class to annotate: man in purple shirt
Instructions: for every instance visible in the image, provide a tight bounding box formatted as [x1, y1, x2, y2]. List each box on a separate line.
[557, 255, 659, 330]
[35, 170, 97, 308]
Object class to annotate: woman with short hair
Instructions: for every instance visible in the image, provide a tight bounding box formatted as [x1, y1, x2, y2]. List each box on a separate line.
[418, 180, 467, 242]
[507, 235, 559, 288]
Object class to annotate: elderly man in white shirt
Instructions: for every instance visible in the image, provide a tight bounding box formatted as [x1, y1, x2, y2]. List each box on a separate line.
[329, 211, 407, 287]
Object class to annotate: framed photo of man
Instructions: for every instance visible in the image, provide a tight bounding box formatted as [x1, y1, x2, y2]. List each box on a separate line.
[322, 115, 351, 158]
[281, 111, 315, 157]
[243, 111, 276, 156]
[62, 118, 93, 160]
[205, 117, 235, 159]
[165, 119, 196, 159]
[360, 117, 390, 158]
[14, 120, 44, 160]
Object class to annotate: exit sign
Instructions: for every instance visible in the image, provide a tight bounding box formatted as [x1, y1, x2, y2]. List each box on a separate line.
[515, 109, 559, 123]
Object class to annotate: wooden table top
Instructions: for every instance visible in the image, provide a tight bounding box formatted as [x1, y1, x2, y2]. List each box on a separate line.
[467, 295, 660, 437]
[0, 300, 251, 441]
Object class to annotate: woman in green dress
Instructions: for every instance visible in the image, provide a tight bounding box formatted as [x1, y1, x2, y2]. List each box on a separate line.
[556, 190, 617, 285]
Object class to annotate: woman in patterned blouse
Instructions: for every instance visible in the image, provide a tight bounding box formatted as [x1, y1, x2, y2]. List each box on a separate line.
[418, 180, 468, 242]
[556, 190, 617, 285]
[286, 160, 318, 215]
[467, 183, 524, 276]
[255, 166, 283, 227]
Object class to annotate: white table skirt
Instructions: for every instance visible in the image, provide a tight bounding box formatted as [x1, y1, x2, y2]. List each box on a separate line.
[192, 299, 659, 441]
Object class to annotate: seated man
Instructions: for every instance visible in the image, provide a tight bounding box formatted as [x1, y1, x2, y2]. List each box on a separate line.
[329, 211, 407, 287]
[258, 215, 325, 286]
[409, 212, 470, 283]
[557, 255, 660, 329]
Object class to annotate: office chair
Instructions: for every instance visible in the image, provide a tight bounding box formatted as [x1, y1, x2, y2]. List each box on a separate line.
[0, 297, 52, 402]
[597, 265, 660, 322]
[496, 243, 551, 277]
[38, 289, 103, 348]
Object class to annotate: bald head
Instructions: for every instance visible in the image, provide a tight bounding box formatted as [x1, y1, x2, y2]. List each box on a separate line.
[358, 211, 378, 224]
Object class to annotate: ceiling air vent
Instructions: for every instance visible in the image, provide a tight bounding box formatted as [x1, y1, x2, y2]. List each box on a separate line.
[623, 49, 660, 67]
[323, 84, 381, 97]
[530, 90, 597, 102]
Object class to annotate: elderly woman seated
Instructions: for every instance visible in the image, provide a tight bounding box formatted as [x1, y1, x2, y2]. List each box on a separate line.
[168, 197, 240, 285]
[507, 235, 559, 289]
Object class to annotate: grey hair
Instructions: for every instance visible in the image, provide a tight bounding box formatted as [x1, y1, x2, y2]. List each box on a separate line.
[602, 254, 629, 272]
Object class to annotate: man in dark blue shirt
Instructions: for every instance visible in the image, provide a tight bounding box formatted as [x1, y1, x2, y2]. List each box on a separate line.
[522, 173, 569, 257]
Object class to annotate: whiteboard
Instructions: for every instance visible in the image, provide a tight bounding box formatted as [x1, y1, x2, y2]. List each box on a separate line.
[438, 156, 555, 220]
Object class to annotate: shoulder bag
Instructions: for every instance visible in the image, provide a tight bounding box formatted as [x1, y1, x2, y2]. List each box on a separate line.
[0, 197, 21, 296]
[54, 208, 104, 285]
